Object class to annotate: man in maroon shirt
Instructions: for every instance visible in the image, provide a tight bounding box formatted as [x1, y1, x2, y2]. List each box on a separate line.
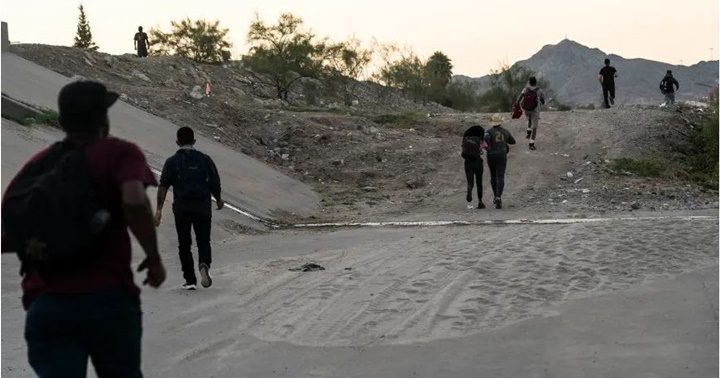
[2, 81, 165, 377]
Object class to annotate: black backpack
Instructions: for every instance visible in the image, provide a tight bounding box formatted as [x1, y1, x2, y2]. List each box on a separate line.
[461, 136, 482, 159]
[2, 142, 111, 274]
[660, 77, 673, 93]
[174, 150, 211, 202]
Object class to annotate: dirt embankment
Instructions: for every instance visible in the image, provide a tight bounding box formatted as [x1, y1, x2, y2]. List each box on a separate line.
[10, 44, 717, 221]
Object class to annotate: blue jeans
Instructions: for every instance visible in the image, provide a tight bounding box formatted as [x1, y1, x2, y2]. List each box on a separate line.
[24, 289, 142, 378]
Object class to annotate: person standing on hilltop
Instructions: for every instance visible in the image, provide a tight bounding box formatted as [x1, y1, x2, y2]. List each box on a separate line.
[484, 114, 516, 209]
[517, 76, 546, 151]
[660, 70, 680, 105]
[598, 58, 618, 108]
[134, 26, 150, 58]
[461, 125, 488, 209]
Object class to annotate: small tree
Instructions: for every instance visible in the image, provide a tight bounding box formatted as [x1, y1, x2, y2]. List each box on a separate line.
[244, 13, 327, 101]
[377, 49, 426, 102]
[150, 19, 232, 63]
[325, 38, 372, 105]
[424, 51, 453, 102]
[73, 4, 98, 50]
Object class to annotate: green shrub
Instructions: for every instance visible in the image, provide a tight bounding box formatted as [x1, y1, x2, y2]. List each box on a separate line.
[372, 112, 419, 127]
[608, 158, 663, 177]
[687, 104, 719, 188]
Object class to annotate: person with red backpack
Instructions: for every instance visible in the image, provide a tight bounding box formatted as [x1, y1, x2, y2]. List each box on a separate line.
[516, 76, 545, 151]
[461, 125, 488, 209]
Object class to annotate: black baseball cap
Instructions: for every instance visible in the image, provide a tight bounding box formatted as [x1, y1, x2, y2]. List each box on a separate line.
[58, 80, 119, 131]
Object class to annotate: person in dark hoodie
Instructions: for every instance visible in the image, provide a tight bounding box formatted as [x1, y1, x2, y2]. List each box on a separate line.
[660, 70, 680, 105]
[484, 114, 516, 209]
[461, 125, 488, 209]
[598, 58, 618, 108]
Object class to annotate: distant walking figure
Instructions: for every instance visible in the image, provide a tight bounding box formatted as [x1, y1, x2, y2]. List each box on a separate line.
[660, 70, 680, 105]
[461, 125, 487, 209]
[598, 58, 618, 108]
[484, 114, 516, 209]
[517, 76, 545, 150]
[134, 26, 150, 58]
[155, 127, 224, 290]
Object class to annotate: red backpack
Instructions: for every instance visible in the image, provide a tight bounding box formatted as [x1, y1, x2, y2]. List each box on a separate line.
[520, 88, 538, 111]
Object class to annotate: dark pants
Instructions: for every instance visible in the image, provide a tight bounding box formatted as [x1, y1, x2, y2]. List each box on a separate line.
[487, 153, 507, 199]
[25, 290, 142, 378]
[137, 45, 148, 58]
[174, 211, 212, 285]
[464, 158, 483, 202]
[602, 84, 615, 108]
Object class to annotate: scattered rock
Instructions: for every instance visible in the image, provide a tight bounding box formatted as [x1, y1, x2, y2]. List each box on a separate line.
[566, 172, 574, 178]
[406, 178, 427, 190]
[630, 202, 641, 210]
[288, 263, 325, 272]
[189, 85, 204, 100]
[103, 56, 116, 67]
[131, 70, 151, 82]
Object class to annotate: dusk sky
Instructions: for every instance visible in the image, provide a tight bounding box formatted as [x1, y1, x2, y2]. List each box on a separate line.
[2, 0, 718, 77]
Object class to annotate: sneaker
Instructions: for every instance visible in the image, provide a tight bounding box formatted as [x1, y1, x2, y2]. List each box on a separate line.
[495, 197, 503, 209]
[529, 143, 536, 151]
[199, 263, 212, 288]
[477, 202, 486, 209]
[466, 188, 472, 203]
[609, 96, 615, 105]
[182, 283, 197, 290]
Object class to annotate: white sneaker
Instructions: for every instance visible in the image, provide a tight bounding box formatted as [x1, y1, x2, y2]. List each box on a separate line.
[181, 283, 197, 290]
[199, 263, 212, 288]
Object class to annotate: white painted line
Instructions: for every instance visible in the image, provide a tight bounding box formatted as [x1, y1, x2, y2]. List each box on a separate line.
[147, 168, 717, 230]
[291, 215, 718, 229]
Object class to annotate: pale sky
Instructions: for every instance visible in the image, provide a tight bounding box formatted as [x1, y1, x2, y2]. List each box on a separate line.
[1, 0, 718, 77]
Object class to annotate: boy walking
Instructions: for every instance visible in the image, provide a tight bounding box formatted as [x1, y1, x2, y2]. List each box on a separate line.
[461, 125, 487, 209]
[155, 127, 223, 290]
[517, 76, 545, 150]
[598, 58, 618, 108]
[660, 70, 680, 105]
[485, 114, 516, 209]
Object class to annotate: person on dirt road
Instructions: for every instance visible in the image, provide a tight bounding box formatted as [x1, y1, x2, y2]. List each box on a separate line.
[134, 26, 150, 58]
[155, 127, 224, 290]
[598, 58, 618, 108]
[660, 70, 680, 105]
[517, 76, 546, 151]
[461, 125, 488, 209]
[1, 80, 165, 377]
[485, 114, 516, 209]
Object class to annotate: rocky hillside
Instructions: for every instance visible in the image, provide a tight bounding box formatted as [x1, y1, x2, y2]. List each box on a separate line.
[456, 39, 719, 106]
[8, 44, 717, 222]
